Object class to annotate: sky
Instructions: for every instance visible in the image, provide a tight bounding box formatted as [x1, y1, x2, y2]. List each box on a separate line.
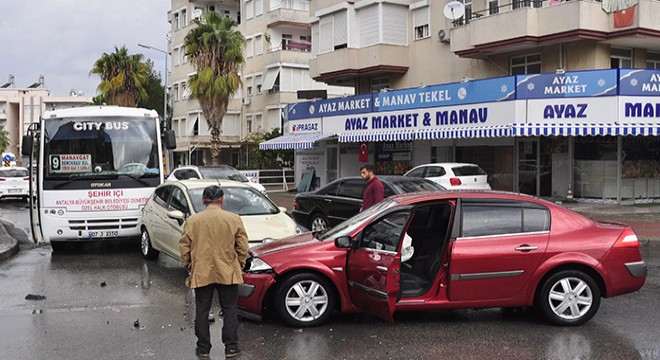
[0, 0, 171, 97]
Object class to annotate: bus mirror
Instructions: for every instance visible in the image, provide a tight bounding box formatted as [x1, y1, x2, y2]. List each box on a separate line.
[164, 130, 177, 150]
[21, 135, 33, 156]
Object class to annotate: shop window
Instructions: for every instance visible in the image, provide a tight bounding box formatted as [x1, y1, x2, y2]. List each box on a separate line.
[621, 137, 660, 200]
[510, 53, 541, 75]
[574, 136, 618, 199]
[370, 77, 390, 93]
[611, 47, 632, 69]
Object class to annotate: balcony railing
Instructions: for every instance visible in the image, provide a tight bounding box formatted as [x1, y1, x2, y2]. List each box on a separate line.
[268, 40, 311, 53]
[270, 0, 309, 11]
[454, 0, 600, 25]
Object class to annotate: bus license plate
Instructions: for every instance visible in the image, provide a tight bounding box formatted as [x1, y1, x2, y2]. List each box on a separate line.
[87, 231, 119, 238]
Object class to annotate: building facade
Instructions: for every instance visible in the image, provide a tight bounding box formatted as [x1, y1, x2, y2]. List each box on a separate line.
[260, 0, 660, 204]
[0, 85, 92, 166]
[168, 0, 353, 168]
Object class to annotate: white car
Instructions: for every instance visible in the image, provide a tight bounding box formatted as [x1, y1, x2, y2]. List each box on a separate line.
[167, 165, 267, 194]
[0, 167, 30, 201]
[404, 162, 491, 190]
[140, 179, 301, 260]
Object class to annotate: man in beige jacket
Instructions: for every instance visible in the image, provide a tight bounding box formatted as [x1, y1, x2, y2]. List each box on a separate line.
[179, 185, 249, 358]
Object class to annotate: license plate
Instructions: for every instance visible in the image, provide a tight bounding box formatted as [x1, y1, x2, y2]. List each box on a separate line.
[87, 230, 119, 238]
[8, 189, 22, 194]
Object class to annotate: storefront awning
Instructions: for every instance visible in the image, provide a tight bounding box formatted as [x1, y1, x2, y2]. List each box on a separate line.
[338, 129, 417, 143]
[416, 125, 513, 140]
[259, 133, 335, 150]
[513, 123, 660, 137]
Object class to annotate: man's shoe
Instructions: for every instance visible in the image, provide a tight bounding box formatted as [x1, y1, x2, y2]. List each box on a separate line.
[225, 347, 241, 358]
[195, 348, 210, 358]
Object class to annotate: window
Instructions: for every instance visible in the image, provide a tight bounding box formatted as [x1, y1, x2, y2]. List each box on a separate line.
[461, 0, 472, 25]
[255, 0, 263, 16]
[647, 52, 660, 69]
[174, 13, 180, 30]
[406, 167, 425, 178]
[320, 182, 339, 196]
[181, 9, 187, 27]
[510, 53, 541, 75]
[173, 84, 179, 102]
[154, 186, 173, 208]
[192, 117, 199, 136]
[246, 38, 253, 57]
[247, 119, 253, 133]
[611, 47, 632, 68]
[488, 0, 498, 14]
[370, 77, 390, 93]
[282, 34, 293, 50]
[360, 211, 411, 252]
[245, 0, 253, 19]
[255, 35, 263, 55]
[336, 180, 365, 199]
[425, 166, 446, 177]
[413, 6, 430, 40]
[461, 201, 550, 238]
[256, 74, 263, 94]
[169, 188, 190, 216]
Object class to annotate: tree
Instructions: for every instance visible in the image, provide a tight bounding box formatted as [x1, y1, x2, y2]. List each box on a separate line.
[90, 46, 151, 107]
[244, 128, 293, 169]
[184, 12, 245, 165]
[0, 125, 9, 153]
[137, 60, 171, 126]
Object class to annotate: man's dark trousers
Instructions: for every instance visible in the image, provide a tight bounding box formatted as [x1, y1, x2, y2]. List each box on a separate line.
[194, 284, 239, 353]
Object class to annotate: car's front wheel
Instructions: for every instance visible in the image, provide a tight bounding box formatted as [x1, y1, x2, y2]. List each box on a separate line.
[140, 228, 159, 260]
[275, 273, 336, 327]
[309, 214, 329, 231]
[537, 270, 601, 326]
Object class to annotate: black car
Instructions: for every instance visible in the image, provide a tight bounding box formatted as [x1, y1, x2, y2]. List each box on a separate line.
[291, 175, 444, 231]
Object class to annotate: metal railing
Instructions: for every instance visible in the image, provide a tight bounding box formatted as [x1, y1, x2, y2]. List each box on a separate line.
[240, 169, 295, 192]
[455, 0, 601, 25]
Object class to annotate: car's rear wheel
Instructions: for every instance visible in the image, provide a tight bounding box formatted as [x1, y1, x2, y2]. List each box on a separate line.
[309, 214, 329, 231]
[537, 270, 600, 326]
[140, 228, 159, 260]
[275, 273, 336, 327]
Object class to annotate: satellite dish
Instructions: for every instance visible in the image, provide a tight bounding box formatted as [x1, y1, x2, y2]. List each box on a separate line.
[193, 8, 203, 19]
[443, 1, 465, 21]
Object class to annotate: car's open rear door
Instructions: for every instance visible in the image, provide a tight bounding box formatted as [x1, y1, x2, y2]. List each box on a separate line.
[345, 210, 411, 323]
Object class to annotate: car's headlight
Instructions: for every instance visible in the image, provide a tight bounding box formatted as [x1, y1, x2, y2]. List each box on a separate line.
[245, 257, 273, 273]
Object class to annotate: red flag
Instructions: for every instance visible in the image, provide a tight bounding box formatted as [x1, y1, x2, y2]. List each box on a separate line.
[614, 5, 635, 28]
[359, 143, 369, 163]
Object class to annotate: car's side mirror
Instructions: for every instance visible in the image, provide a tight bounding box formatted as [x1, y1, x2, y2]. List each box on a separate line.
[167, 210, 185, 226]
[334, 236, 355, 249]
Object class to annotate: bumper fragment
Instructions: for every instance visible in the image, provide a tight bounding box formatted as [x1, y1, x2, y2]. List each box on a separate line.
[625, 261, 647, 278]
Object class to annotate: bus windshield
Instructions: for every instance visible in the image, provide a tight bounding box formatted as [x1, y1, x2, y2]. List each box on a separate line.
[43, 116, 160, 180]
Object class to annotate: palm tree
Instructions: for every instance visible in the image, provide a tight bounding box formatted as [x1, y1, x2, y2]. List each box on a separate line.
[0, 125, 9, 153]
[184, 12, 245, 165]
[90, 46, 151, 107]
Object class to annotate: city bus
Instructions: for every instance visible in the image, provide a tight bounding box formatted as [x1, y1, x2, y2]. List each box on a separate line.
[21, 106, 176, 250]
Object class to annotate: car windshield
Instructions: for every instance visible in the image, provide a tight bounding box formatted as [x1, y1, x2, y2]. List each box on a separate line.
[390, 179, 444, 192]
[452, 165, 486, 176]
[187, 186, 278, 215]
[0, 168, 28, 178]
[199, 167, 249, 182]
[318, 199, 397, 241]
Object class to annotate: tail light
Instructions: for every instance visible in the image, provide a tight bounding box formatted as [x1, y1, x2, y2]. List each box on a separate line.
[449, 178, 462, 186]
[293, 199, 299, 209]
[613, 228, 640, 248]
[0, 178, 5, 181]
[24, 177, 30, 181]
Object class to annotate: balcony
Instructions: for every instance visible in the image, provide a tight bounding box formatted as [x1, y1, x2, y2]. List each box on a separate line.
[266, 41, 313, 65]
[267, 0, 310, 28]
[450, 0, 660, 58]
[310, 44, 409, 83]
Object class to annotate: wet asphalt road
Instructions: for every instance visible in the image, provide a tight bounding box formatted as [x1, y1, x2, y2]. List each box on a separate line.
[1, 200, 660, 360]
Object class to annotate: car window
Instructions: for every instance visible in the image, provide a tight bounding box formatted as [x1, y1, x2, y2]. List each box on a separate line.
[452, 165, 486, 176]
[0, 168, 28, 177]
[460, 201, 550, 238]
[383, 184, 396, 198]
[169, 187, 190, 216]
[199, 167, 249, 182]
[319, 182, 340, 196]
[174, 169, 199, 180]
[336, 180, 365, 199]
[390, 179, 444, 193]
[187, 186, 278, 215]
[154, 186, 173, 208]
[425, 166, 445, 177]
[406, 167, 425, 178]
[360, 211, 411, 252]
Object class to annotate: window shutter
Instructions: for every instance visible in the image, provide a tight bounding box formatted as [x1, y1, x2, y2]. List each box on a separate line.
[382, 4, 407, 45]
[312, 23, 319, 55]
[413, 6, 429, 28]
[334, 11, 347, 47]
[319, 17, 333, 53]
[255, 0, 263, 16]
[358, 5, 379, 47]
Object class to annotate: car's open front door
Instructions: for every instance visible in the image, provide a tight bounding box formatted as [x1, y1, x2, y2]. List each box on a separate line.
[346, 210, 411, 323]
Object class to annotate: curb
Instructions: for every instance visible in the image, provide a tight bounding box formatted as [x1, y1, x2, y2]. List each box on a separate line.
[0, 221, 19, 261]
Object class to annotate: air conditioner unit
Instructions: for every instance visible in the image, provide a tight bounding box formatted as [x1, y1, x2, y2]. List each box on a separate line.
[242, 97, 251, 105]
[438, 28, 451, 43]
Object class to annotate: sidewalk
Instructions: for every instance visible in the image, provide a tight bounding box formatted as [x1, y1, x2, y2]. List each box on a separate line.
[268, 190, 660, 241]
[0, 220, 19, 261]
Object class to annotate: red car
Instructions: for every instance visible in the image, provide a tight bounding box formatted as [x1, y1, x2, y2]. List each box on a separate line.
[238, 191, 646, 327]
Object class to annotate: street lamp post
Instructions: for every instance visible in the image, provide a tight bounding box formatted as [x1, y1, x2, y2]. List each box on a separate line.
[138, 43, 168, 125]
[138, 42, 171, 172]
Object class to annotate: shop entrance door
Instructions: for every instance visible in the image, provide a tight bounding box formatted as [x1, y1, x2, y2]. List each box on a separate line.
[517, 139, 538, 195]
[327, 146, 338, 183]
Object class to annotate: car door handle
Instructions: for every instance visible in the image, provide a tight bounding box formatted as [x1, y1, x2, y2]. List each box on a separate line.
[376, 266, 388, 272]
[324, 199, 332, 203]
[515, 245, 539, 252]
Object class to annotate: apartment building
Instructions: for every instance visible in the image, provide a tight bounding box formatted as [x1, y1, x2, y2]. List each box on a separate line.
[168, 0, 353, 168]
[0, 82, 92, 165]
[262, 0, 660, 203]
